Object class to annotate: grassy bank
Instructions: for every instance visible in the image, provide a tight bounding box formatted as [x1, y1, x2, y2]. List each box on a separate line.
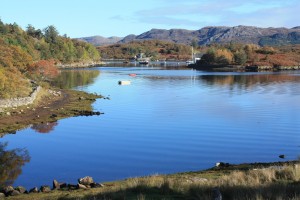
[6, 161, 300, 200]
[0, 88, 103, 136]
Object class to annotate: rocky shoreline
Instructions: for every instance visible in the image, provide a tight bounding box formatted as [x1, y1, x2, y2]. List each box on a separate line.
[56, 61, 105, 69]
[1, 160, 298, 199]
[0, 176, 104, 197]
[0, 89, 103, 136]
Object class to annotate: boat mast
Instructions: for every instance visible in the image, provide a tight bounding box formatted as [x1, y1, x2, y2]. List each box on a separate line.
[192, 46, 194, 63]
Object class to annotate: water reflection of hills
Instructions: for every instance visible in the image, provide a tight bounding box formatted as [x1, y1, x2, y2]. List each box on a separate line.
[0, 142, 30, 188]
[200, 74, 300, 87]
[52, 70, 100, 89]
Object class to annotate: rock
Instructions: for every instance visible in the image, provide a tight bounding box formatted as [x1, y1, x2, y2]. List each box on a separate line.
[2, 186, 14, 195]
[15, 186, 26, 194]
[29, 187, 38, 193]
[53, 180, 60, 189]
[215, 162, 230, 167]
[77, 183, 87, 189]
[67, 184, 78, 190]
[6, 112, 11, 116]
[78, 176, 94, 186]
[60, 183, 67, 189]
[40, 185, 51, 193]
[0, 193, 5, 198]
[90, 183, 104, 188]
[212, 187, 222, 200]
[53, 180, 67, 190]
[8, 190, 20, 196]
[51, 114, 58, 118]
[279, 154, 285, 159]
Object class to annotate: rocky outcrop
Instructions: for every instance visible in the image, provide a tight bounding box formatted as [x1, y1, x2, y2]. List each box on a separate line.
[0, 86, 41, 109]
[57, 61, 105, 68]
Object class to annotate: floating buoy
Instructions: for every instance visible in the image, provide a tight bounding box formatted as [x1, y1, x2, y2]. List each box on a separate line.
[129, 73, 136, 77]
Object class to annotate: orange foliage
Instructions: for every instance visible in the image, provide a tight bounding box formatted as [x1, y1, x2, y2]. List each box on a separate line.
[0, 39, 33, 72]
[28, 59, 58, 78]
[215, 49, 233, 64]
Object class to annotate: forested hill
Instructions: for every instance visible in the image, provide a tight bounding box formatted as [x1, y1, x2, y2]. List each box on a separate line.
[0, 19, 100, 99]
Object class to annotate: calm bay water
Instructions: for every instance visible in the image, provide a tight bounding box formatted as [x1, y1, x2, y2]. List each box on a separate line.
[1, 66, 300, 188]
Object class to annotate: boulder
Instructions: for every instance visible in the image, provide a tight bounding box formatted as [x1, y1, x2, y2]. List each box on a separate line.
[40, 185, 51, 193]
[2, 186, 14, 195]
[53, 180, 60, 189]
[0, 193, 5, 198]
[53, 180, 67, 190]
[90, 183, 104, 188]
[77, 183, 87, 189]
[15, 186, 27, 194]
[8, 190, 20, 196]
[215, 162, 230, 167]
[78, 176, 94, 186]
[29, 187, 39, 193]
[60, 183, 67, 189]
[67, 184, 77, 190]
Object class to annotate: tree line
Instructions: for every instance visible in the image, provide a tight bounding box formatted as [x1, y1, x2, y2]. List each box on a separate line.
[97, 40, 193, 60]
[197, 43, 300, 67]
[0, 19, 100, 98]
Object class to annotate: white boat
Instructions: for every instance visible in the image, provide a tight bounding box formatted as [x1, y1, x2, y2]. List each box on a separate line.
[186, 60, 194, 64]
[118, 80, 131, 85]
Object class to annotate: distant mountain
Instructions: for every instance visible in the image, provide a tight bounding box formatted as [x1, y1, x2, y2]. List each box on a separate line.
[80, 26, 300, 46]
[119, 26, 300, 46]
[78, 36, 123, 46]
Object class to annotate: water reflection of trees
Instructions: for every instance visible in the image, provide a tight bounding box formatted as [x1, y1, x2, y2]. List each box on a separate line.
[51, 70, 100, 89]
[0, 142, 30, 188]
[31, 122, 58, 134]
[200, 74, 300, 87]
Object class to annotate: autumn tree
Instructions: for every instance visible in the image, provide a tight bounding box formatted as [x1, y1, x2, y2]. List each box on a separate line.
[215, 49, 233, 64]
[27, 59, 58, 80]
[234, 50, 247, 65]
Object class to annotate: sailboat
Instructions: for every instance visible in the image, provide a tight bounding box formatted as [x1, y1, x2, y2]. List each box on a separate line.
[186, 47, 194, 65]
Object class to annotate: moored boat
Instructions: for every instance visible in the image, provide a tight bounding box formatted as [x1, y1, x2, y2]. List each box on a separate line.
[139, 60, 149, 65]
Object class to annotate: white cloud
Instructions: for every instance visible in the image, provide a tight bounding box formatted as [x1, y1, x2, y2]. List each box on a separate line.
[133, 0, 300, 29]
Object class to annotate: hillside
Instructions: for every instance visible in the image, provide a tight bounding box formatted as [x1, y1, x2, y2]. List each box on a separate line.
[78, 36, 123, 46]
[97, 40, 193, 60]
[0, 19, 100, 99]
[119, 26, 300, 46]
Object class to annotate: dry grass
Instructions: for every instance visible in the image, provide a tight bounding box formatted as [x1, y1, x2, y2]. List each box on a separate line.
[6, 163, 300, 200]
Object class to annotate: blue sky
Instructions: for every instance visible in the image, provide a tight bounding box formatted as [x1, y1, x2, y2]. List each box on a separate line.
[0, 0, 299, 38]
